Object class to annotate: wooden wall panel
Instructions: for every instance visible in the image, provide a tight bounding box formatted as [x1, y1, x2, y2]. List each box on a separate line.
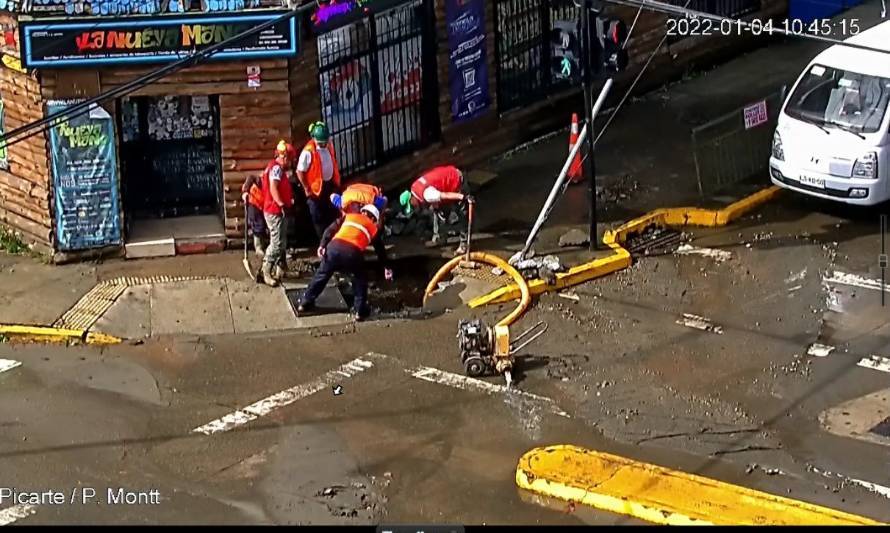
[0, 13, 53, 248]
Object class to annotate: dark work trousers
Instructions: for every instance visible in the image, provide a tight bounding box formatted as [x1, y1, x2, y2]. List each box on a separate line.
[301, 240, 369, 316]
[306, 181, 341, 241]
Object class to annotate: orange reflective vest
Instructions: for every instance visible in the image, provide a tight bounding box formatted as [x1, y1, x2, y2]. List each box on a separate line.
[341, 183, 382, 211]
[332, 213, 378, 250]
[247, 184, 264, 209]
[303, 139, 341, 198]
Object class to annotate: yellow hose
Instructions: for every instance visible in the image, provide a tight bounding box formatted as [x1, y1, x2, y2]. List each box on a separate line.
[423, 252, 530, 328]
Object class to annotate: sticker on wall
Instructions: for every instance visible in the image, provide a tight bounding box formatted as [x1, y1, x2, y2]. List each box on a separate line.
[247, 65, 261, 88]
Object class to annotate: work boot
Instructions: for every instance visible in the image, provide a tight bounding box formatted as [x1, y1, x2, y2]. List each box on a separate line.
[296, 302, 315, 316]
[274, 264, 287, 281]
[262, 264, 278, 287]
[253, 236, 266, 258]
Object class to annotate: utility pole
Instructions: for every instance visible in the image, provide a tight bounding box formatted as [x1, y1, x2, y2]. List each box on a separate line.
[580, 0, 601, 250]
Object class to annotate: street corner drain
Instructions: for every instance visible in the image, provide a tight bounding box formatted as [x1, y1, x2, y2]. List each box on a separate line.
[625, 226, 684, 258]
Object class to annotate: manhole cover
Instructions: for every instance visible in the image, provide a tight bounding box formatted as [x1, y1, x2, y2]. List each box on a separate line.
[285, 286, 348, 317]
[869, 416, 890, 438]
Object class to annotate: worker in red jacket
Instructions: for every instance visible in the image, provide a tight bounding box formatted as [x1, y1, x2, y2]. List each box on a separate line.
[260, 141, 296, 287]
[399, 165, 473, 252]
[297, 204, 385, 322]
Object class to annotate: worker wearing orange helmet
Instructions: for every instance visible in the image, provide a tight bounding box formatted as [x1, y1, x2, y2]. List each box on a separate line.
[260, 140, 296, 287]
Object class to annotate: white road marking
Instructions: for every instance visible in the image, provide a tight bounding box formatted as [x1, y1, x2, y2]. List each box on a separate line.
[0, 504, 36, 525]
[408, 365, 571, 418]
[675, 244, 732, 262]
[807, 344, 835, 358]
[193, 357, 376, 435]
[676, 313, 723, 334]
[858, 355, 890, 374]
[810, 466, 890, 500]
[0, 360, 21, 374]
[785, 267, 808, 284]
[824, 271, 890, 293]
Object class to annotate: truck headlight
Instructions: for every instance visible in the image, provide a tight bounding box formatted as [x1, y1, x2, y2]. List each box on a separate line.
[771, 131, 784, 161]
[852, 152, 878, 179]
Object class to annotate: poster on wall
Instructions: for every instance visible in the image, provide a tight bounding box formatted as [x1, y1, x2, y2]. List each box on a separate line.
[47, 99, 121, 251]
[446, 0, 489, 123]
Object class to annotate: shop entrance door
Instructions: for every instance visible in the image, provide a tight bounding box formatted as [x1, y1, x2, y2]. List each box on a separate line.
[118, 95, 223, 220]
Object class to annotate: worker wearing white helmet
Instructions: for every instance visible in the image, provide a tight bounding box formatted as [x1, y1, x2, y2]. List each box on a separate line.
[298, 204, 387, 322]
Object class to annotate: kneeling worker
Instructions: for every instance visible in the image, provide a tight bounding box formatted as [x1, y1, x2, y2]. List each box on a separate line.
[297, 204, 386, 322]
[398, 165, 472, 252]
[331, 182, 392, 281]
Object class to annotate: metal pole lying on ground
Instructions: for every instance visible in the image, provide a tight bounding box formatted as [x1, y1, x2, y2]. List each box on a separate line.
[509, 80, 613, 265]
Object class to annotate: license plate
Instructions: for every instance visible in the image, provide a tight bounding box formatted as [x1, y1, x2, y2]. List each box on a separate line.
[799, 175, 825, 188]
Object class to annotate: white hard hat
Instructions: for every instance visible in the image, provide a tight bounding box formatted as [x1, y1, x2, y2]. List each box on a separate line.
[360, 204, 380, 221]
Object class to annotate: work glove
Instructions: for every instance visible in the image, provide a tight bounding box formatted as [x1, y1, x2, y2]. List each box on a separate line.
[241, 193, 249, 204]
[465, 194, 476, 205]
[384, 268, 394, 281]
[317, 246, 325, 259]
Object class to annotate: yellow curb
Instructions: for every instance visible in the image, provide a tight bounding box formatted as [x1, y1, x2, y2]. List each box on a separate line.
[517, 445, 883, 525]
[470, 186, 781, 307]
[0, 325, 122, 346]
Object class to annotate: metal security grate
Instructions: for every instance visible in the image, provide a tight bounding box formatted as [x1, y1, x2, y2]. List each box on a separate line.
[316, 0, 439, 178]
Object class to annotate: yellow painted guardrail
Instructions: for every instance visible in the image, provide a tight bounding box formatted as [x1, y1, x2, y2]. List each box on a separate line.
[470, 186, 782, 307]
[517, 445, 884, 525]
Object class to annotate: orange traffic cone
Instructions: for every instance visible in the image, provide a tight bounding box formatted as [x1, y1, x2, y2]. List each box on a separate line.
[568, 113, 583, 183]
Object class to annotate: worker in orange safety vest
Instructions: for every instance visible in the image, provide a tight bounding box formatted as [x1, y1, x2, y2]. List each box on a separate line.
[330, 182, 393, 281]
[296, 121, 342, 241]
[297, 204, 386, 322]
[241, 174, 267, 257]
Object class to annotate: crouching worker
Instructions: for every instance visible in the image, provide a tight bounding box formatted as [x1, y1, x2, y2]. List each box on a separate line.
[398, 165, 472, 253]
[297, 204, 387, 322]
[241, 175, 267, 257]
[331, 183, 393, 281]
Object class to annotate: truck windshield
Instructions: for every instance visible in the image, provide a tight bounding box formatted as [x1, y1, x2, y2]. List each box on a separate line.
[784, 64, 890, 134]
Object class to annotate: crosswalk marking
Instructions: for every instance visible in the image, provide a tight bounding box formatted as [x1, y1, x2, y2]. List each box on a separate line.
[0, 360, 21, 374]
[407, 365, 570, 418]
[823, 271, 890, 293]
[858, 355, 890, 374]
[677, 314, 724, 334]
[0, 504, 35, 525]
[192, 357, 376, 435]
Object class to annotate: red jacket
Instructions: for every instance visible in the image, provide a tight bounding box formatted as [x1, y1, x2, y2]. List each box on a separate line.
[261, 160, 294, 215]
[410, 165, 463, 204]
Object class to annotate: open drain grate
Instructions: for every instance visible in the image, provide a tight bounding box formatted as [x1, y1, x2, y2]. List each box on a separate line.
[625, 226, 684, 258]
[869, 416, 890, 438]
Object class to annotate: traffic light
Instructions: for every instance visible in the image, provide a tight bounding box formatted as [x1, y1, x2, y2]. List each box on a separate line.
[596, 17, 629, 72]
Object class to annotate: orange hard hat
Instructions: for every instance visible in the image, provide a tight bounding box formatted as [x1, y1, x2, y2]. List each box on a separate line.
[275, 140, 297, 160]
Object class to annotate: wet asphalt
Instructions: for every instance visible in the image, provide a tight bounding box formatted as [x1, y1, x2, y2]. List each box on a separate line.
[2, 189, 890, 525]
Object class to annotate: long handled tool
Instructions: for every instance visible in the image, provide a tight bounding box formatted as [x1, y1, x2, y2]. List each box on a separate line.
[242, 204, 262, 283]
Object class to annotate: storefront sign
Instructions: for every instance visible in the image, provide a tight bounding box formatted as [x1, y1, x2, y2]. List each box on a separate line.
[20, 12, 298, 69]
[446, 0, 489, 122]
[47, 100, 122, 251]
[311, 0, 405, 33]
